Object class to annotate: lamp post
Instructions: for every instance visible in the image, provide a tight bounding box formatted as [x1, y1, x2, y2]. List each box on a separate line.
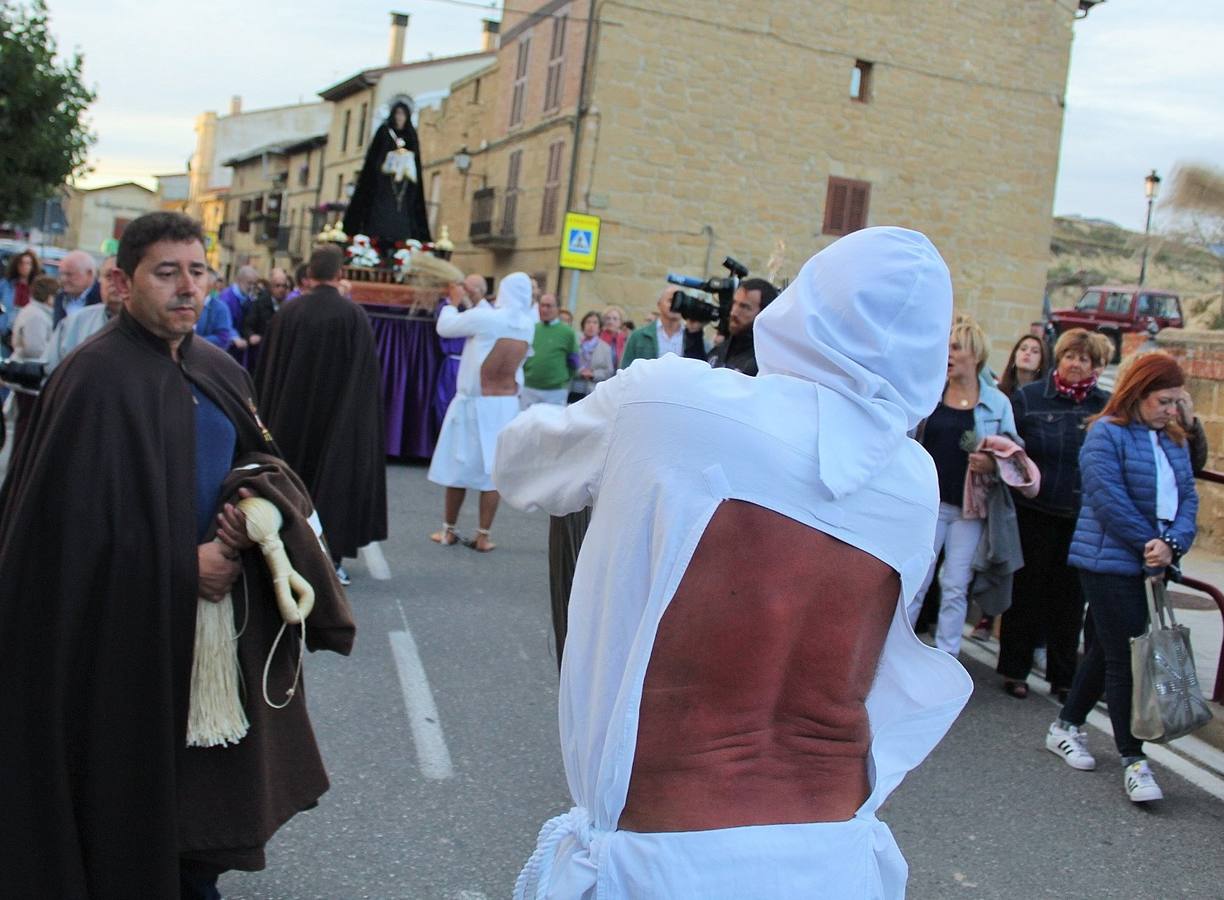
[1138, 168, 1161, 287]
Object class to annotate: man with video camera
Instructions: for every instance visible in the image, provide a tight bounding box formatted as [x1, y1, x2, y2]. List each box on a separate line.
[681, 277, 778, 376]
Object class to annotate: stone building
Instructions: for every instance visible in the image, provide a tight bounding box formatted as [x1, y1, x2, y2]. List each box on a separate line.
[154, 173, 190, 213]
[187, 97, 332, 270]
[421, 0, 1104, 363]
[62, 182, 158, 255]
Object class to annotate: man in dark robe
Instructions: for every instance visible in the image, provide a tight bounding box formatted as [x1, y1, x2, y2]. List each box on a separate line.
[0, 212, 355, 898]
[255, 244, 387, 583]
[342, 100, 432, 249]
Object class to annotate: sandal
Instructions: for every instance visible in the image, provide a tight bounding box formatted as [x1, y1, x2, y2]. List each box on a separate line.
[430, 523, 461, 545]
[1003, 680, 1029, 700]
[465, 528, 496, 553]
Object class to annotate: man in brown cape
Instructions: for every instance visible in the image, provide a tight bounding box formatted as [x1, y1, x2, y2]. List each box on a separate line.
[0, 212, 355, 899]
[254, 244, 387, 584]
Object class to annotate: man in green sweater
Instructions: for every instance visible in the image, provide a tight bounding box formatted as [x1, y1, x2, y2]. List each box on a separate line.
[522, 292, 579, 408]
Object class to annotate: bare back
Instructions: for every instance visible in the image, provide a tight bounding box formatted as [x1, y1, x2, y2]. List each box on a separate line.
[480, 338, 529, 396]
[618, 501, 898, 833]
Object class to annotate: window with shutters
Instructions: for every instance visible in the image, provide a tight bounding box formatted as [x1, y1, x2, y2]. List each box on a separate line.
[357, 103, 368, 148]
[821, 177, 871, 236]
[540, 140, 565, 234]
[502, 149, 523, 235]
[238, 199, 252, 233]
[112, 218, 131, 240]
[543, 15, 567, 113]
[341, 109, 351, 153]
[510, 38, 532, 127]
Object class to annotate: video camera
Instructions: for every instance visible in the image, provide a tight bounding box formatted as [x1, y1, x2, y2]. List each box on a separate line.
[667, 256, 749, 337]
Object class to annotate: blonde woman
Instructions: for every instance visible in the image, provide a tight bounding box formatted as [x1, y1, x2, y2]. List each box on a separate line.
[908, 315, 1018, 656]
[599, 305, 627, 367]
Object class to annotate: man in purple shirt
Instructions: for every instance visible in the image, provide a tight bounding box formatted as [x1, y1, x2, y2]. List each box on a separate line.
[215, 265, 258, 345]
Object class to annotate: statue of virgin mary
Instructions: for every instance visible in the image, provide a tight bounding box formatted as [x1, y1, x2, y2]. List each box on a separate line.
[343, 100, 432, 247]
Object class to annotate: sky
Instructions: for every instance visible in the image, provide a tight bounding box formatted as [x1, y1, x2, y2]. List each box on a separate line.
[41, 0, 1224, 233]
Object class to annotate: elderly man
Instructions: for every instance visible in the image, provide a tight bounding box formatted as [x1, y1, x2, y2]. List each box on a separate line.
[496, 227, 972, 898]
[433, 273, 489, 433]
[217, 264, 258, 342]
[618, 285, 684, 369]
[51, 249, 101, 324]
[45, 256, 121, 371]
[195, 269, 237, 350]
[427, 272, 534, 552]
[0, 212, 354, 898]
[522, 292, 578, 408]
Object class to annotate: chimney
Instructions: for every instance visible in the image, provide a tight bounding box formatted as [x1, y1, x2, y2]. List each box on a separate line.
[389, 11, 409, 65]
[229, 95, 242, 116]
[481, 18, 500, 52]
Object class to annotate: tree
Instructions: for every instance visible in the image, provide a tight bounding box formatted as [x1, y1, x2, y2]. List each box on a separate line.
[0, 0, 95, 223]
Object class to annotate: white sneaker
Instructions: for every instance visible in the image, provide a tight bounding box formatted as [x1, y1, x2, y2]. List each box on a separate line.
[1045, 721, 1096, 770]
[1124, 760, 1163, 803]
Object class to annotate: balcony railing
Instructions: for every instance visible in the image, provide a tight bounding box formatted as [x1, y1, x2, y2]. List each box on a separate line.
[469, 187, 516, 249]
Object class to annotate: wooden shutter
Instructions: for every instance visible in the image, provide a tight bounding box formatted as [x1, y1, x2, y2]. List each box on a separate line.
[822, 176, 871, 235]
[510, 38, 531, 126]
[503, 150, 523, 235]
[544, 15, 567, 111]
[540, 140, 565, 234]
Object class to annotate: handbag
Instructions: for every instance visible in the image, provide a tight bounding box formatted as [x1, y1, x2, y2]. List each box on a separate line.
[1130, 575, 1213, 742]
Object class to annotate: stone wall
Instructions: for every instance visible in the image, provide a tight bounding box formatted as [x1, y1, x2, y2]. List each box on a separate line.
[577, 0, 1077, 367]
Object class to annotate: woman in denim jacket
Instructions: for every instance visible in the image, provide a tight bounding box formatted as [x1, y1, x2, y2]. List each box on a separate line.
[997, 329, 1110, 699]
[1044, 353, 1197, 803]
[908, 315, 1017, 656]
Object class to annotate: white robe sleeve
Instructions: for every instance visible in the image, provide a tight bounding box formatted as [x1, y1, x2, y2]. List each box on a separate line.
[436, 303, 498, 338]
[493, 373, 625, 515]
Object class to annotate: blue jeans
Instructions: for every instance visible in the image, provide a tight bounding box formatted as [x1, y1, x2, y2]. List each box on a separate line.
[1059, 570, 1149, 758]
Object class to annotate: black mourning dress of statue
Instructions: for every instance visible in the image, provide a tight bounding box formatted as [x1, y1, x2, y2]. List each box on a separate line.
[343, 101, 432, 247]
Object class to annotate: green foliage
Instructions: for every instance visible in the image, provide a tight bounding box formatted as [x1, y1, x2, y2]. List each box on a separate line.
[0, 0, 95, 222]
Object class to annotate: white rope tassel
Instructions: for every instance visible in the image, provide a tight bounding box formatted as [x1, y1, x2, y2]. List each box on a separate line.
[186, 588, 249, 748]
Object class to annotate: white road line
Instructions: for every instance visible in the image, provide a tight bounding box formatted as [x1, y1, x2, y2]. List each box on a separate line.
[958, 636, 1224, 800]
[389, 629, 455, 780]
[456, 892, 489, 900]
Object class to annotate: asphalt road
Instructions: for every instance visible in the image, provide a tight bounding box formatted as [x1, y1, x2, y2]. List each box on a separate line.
[220, 461, 1224, 900]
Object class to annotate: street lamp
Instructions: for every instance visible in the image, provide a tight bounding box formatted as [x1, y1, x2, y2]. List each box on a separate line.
[454, 147, 471, 174]
[1138, 168, 1161, 287]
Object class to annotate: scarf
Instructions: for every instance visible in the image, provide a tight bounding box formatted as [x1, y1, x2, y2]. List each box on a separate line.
[1052, 370, 1098, 403]
[579, 334, 601, 367]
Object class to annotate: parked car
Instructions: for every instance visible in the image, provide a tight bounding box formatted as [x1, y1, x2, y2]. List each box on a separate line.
[1048, 284, 1182, 363]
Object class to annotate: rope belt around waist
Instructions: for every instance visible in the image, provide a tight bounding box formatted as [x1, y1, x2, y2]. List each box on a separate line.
[514, 806, 600, 900]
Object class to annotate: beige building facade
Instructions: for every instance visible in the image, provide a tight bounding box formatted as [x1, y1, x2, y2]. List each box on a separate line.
[422, 0, 1100, 365]
[62, 182, 158, 255]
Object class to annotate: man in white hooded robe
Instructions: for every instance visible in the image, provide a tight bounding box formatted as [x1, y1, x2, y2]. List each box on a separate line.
[494, 227, 974, 898]
[429, 271, 535, 551]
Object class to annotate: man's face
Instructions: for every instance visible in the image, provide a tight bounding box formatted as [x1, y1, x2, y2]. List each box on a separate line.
[117, 240, 208, 344]
[99, 259, 124, 314]
[728, 287, 763, 336]
[538, 293, 558, 323]
[237, 269, 257, 295]
[463, 275, 486, 303]
[657, 287, 680, 324]
[269, 271, 291, 301]
[59, 257, 94, 296]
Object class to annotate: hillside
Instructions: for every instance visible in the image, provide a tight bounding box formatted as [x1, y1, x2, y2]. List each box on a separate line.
[1048, 216, 1224, 328]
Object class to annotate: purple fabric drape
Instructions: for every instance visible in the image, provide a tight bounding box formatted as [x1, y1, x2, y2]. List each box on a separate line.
[368, 306, 443, 458]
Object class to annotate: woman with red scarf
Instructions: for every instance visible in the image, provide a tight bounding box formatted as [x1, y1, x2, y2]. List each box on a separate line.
[0, 250, 42, 353]
[598, 304, 628, 368]
[997, 328, 1111, 699]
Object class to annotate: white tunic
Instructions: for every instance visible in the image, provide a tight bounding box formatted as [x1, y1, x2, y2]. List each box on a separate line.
[495, 227, 973, 899]
[429, 283, 535, 491]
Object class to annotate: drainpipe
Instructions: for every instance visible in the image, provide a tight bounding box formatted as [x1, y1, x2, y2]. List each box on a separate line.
[557, 0, 598, 296]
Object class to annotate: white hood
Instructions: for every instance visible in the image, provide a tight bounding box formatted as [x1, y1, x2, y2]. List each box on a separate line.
[754, 226, 952, 498]
[494, 271, 536, 334]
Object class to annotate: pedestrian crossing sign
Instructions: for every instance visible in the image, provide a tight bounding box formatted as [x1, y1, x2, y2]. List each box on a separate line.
[559, 212, 601, 271]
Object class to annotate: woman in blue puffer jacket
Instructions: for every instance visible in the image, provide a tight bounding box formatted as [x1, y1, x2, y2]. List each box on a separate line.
[1044, 353, 1197, 804]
